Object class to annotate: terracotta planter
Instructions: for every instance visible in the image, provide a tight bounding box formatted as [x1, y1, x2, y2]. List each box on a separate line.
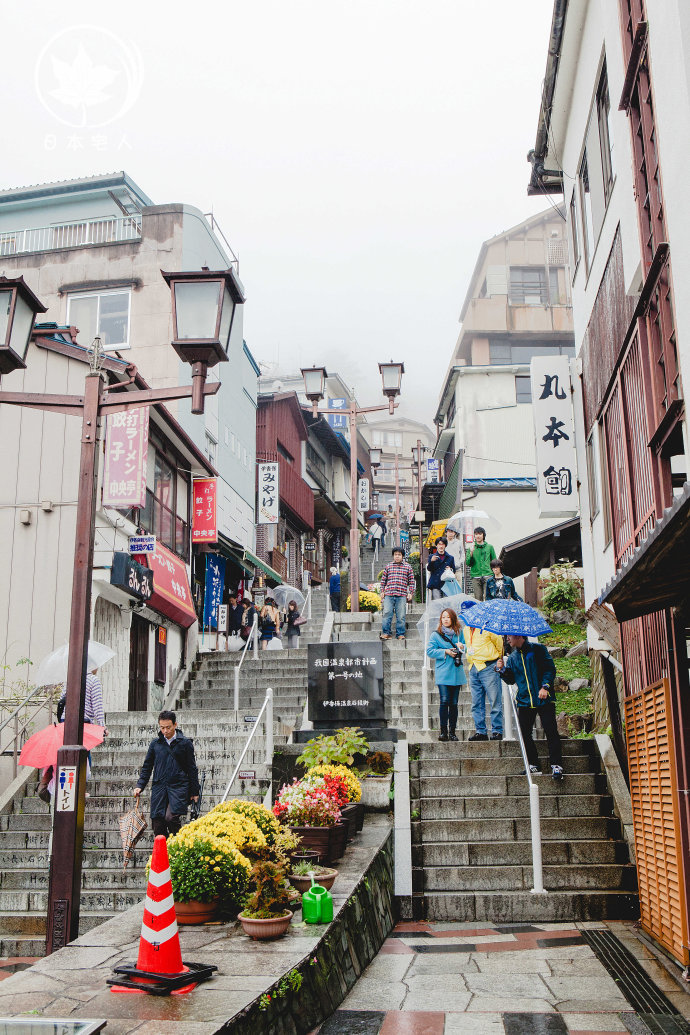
[174, 896, 220, 925]
[238, 910, 293, 940]
[288, 868, 337, 895]
[289, 826, 333, 863]
[340, 804, 359, 839]
[329, 820, 347, 861]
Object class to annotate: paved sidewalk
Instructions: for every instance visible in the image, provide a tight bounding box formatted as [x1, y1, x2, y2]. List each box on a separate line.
[313, 920, 690, 1035]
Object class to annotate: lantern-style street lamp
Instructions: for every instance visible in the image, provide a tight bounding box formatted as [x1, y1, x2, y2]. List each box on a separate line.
[0, 267, 243, 954]
[302, 360, 404, 611]
[0, 276, 47, 374]
[163, 268, 245, 413]
[369, 447, 382, 469]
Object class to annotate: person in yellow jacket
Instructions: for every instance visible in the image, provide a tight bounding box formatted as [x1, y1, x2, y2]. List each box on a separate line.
[460, 600, 504, 740]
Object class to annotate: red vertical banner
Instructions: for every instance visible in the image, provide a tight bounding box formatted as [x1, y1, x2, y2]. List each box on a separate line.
[192, 478, 217, 543]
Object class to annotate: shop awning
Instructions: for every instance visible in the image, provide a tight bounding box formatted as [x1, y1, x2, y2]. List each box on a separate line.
[216, 535, 255, 577]
[144, 541, 197, 628]
[243, 548, 283, 585]
[499, 517, 582, 578]
[599, 482, 690, 621]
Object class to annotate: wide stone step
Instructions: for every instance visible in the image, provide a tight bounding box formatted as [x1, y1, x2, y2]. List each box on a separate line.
[416, 774, 604, 797]
[415, 838, 628, 867]
[422, 889, 638, 923]
[414, 814, 620, 843]
[422, 862, 636, 893]
[92, 747, 276, 765]
[0, 848, 154, 871]
[411, 755, 595, 776]
[0, 868, 149, 891]
[414, 740, 593, 758]
[0, 910, 114, 937]
[0, 934, 48, 957]
[418, 793, 612, 821]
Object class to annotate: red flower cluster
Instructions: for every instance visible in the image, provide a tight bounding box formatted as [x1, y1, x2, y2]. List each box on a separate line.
[322, 774, 349, 808]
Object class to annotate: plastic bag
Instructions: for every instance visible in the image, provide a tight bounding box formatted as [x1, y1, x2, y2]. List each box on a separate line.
[265, 637, 284, 650]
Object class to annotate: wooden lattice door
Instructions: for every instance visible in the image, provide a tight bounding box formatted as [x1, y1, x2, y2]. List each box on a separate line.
[625, 678, 689, 963]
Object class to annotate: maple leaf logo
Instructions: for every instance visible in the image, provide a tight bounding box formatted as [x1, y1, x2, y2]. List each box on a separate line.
[49, 46, 119, 124]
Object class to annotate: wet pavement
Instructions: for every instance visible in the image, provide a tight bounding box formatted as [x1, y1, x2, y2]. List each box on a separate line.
[312, 920, 690, 1035]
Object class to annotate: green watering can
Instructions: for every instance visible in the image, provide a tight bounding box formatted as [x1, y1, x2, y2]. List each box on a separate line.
[302, 875, 333, 924]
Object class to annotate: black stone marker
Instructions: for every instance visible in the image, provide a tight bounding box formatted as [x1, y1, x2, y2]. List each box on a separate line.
[307, 642, 385, 730]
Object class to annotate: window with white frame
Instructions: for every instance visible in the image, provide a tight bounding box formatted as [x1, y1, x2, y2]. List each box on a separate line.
[67, 289, 131, 350]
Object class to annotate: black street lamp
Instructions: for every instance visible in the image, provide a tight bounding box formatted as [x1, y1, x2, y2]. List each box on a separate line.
[0, 268, 243, 953]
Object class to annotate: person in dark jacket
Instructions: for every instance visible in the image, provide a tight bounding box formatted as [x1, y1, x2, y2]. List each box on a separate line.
[485, 559, 522, 601]
[228, 594, 244, 634]
[240, 598, 257, 642]
[286, 600, 302, 649]
[133, 710, 200, 837]
[329, 567, 341, 612]
[496, 636, 563, 780]
[427, 537, 456, 600]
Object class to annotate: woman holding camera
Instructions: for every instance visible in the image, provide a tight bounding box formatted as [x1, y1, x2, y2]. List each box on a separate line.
[425, 608, 466, 742]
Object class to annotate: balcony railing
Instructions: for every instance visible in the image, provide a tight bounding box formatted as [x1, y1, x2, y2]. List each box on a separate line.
[0, 215, 142, 256]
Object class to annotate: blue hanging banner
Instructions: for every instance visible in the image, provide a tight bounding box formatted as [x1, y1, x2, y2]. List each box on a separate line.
[203, 553, 226, 630]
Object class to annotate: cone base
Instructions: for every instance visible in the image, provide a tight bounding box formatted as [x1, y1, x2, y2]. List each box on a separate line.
[108, 960, 216, 996]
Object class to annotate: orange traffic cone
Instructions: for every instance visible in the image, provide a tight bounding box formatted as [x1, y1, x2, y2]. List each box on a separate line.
[108, 835, 216, 995]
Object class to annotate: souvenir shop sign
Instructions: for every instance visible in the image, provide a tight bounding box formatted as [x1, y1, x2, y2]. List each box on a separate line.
[257, 462, 279, 524]
[111, 552, 154, 602]
[192, 477, 218, 543]
[307, 642, 384, 728]
[530, 355, 578, 518]
[102, 406, 149, 508]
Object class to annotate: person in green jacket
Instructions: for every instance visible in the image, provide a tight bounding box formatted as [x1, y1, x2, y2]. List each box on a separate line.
[465, 526, 496, 600]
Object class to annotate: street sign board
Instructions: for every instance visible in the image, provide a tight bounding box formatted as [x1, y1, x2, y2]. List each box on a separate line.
[56, 766, 77, 813]
[358, 478, 369, 513]
[128, 534, 156, 554]
[238, 770, 255, 780]
[426, 458, 440, 483]
[111, 552, 154, 602]
[217, 604, 228, 633]
[244, 715, 258, 723]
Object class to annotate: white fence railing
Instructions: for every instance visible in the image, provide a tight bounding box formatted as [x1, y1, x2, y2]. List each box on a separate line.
[221, 688, 274, 808]
[507, 688, 546, 895]
[0, 215, 142, 256]
[234, 614, 259, 711]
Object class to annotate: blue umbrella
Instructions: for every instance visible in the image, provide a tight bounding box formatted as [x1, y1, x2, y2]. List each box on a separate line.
[460, 599, 552, 637]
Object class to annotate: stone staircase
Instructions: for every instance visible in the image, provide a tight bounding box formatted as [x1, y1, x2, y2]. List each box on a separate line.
[409, 738, 638, 922]
[299, 585, 329, 645]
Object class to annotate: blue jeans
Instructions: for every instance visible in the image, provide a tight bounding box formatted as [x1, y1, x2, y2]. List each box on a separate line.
[469, 664, 503, 735]
[381, 594, 406, 637]
[438, 685, 460, 734]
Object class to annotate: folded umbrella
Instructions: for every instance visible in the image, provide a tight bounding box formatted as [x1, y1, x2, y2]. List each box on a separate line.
[459, 599, 552, 637]
[19, 722, 105, 770]
[119, 799, 147, 871]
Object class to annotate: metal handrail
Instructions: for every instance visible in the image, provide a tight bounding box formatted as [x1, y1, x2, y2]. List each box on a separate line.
[506, 687, 545, 895]
[421, 617, 431, 732]
[234, 614, 259, 711]
[220, 688, 274, 807]
[305, 586, 312, 621]
[0, 683, 59, 779]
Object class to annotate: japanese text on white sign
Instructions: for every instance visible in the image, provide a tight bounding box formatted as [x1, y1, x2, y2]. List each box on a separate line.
[258, 462, 279, 524]
[530, 355, 578, 518]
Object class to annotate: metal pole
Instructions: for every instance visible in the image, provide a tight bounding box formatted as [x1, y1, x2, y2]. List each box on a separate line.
[529, 783, 545, 894]
[502, 684, 515, 740]
[253, 614, 258, 659]
[395, 452, 400, 548]
[421, 617, 430, 731]
[417, 439, 424, 604]
[46, 370, 102, 954]
[234, 667, 240, 713]
[264, 687, 274, 764]
[349, 405, 360, 613]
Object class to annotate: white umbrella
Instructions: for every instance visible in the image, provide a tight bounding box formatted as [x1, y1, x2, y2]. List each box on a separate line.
[35, 641, 116, 688]
[271, 585, 306, 609]
[446, 509, 501, 532]
[415, 593, 475, 637]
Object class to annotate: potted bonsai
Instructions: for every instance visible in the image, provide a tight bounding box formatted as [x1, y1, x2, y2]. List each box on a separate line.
[288, 860, 338, 895]
[238, 860, 293, 940]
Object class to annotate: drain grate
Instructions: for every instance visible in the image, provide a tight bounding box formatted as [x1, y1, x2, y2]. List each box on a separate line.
[581, 929, 689, 1026]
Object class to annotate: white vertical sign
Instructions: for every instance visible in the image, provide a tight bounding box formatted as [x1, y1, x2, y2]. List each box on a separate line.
[358, 478, 370, 513]
[56, 766, 77, 812]
[530, 355, 578, 518]
[257, 462, 279, 524]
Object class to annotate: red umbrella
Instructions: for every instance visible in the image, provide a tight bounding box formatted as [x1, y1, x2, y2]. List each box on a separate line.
[19, 722, 105, 769]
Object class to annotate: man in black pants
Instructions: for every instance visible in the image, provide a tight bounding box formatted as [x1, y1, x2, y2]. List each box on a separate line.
[133, 710, 200, 837]
[496, 634, 564, 781]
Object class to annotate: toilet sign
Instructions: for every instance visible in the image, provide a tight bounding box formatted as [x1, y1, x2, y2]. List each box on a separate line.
[56, 766, 77, 812]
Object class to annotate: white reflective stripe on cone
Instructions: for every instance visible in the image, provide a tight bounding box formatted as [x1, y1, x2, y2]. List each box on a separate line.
[147, 867, 172, 887]
[139, 919, 178, 945]
[143, 893, 175, 917]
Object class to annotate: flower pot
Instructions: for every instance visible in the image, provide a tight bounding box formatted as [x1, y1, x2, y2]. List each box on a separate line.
[288, 868, 338, 895]
[340, 804, 359, 839]
[290, 850, 320, 866]
[329, 820, 347, 861]
[361, 775, 392, 812]
[289, 826, 333, 863]
[352, 801, 365, 831]
[238, 910, 293, 940]
[174, 896, 220, 925]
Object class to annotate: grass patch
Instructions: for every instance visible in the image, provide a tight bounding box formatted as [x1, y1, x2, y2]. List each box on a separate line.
[555, 656, 591, 682]
[542, 623, 585, 648]
[556, 686, 593, 716]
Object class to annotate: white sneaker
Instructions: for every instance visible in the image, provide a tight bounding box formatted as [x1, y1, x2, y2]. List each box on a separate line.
[528, 765, 541, 775]
[551, 765, 564, 781]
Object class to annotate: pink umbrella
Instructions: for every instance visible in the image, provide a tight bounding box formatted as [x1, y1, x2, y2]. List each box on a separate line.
[19, 722, 105, 769]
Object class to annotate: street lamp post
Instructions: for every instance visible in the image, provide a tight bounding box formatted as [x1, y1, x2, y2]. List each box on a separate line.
[0, 270, 244, 953]
[302, 362, 403, 612]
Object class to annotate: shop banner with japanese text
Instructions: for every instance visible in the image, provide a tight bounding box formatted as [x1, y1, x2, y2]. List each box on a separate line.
[257, 462, 279, 524]
[530, 355, 578, 518]
[102, 407, 149, 508]
[192, 477, 218, 543]
[203, 553, 226, 630]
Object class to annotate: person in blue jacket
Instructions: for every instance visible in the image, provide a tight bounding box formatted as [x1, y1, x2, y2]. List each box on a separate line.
[496, 635, 563, 780]
[329, 566, 341, 612]
[426, 607, 466, 742]
[427, 537, 456, 601]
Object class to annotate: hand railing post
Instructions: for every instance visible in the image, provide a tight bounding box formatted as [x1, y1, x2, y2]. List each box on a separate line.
[253, 613, 259, 659]
[507, 688, 546, 895]
[307, 588, 312, 620]
[234, 667, 240, 713]
[13, 713, 18, 779]
[502, 684, 514, 740]
[264, 687, 274, 764]
[421, 618, 430, 732]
